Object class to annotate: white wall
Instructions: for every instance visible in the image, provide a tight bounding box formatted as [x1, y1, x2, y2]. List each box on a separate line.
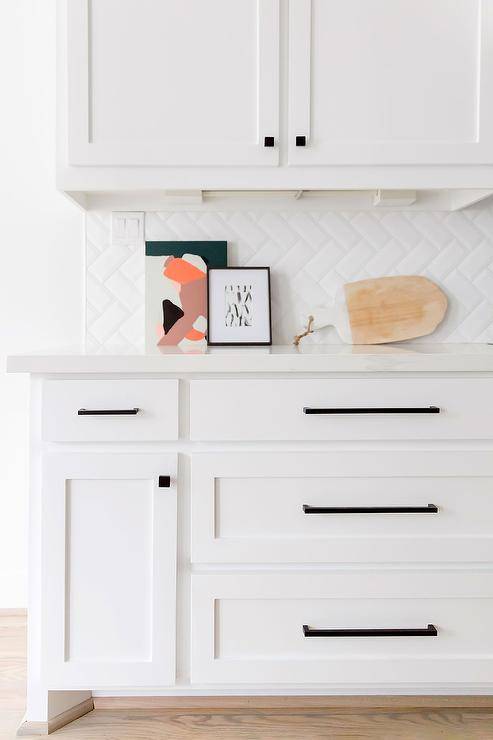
[0, 1, 83, 607]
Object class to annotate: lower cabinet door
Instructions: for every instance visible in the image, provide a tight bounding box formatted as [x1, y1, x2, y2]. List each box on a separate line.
[191, 572, 493, 685]
[43, 452, 177, 688]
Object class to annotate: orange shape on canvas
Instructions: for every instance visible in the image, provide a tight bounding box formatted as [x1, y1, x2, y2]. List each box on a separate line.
[163, 257, 205, 285]
[185, 328, 206, 341]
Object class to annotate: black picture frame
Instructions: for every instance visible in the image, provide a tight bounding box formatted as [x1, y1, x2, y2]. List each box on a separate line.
[207, 267, 272, 346]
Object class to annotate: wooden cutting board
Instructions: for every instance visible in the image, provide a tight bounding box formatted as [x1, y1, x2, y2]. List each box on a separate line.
[302, 276, 448, 344]
[343, 276, 448, 344]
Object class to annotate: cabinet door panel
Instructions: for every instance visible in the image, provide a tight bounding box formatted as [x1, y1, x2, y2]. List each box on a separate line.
[289, 0, 493, 165]
[67, 0, 279, 166]
[43, 453, 177, 687]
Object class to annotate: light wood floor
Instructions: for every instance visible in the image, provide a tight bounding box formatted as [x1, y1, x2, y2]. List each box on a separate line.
[3, 612, 493, 739]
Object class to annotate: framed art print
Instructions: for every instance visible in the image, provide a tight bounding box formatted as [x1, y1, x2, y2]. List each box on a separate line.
[207, 267, 272, 346]
[145, 241, 227, 352]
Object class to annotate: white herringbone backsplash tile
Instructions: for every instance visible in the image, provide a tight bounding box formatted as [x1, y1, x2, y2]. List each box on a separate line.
[85, 206, 493, 351]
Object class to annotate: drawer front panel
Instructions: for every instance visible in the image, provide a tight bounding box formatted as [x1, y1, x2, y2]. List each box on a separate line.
[191, 572, 493, 685]
[191, 452, 493, 564]
[190, 378, 493, 440]
[42, 379, 179, 441]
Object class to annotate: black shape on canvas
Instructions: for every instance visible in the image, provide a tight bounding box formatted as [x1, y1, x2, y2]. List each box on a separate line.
[162, 299, 184, 334]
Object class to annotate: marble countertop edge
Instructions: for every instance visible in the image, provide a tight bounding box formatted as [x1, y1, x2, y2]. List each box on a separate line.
[7, 344, 493, 374]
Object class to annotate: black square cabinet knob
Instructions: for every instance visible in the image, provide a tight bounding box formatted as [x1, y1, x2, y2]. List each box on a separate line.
[296, 135, 306, 147]
[158, 476, 171, 488]
[264, 136, 275, 147]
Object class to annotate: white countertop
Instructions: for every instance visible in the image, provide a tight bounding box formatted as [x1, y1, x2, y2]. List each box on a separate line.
[7, 344, 493, 374]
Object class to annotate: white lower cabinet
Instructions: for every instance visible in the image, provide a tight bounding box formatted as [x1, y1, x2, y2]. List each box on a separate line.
[31, 371, 493, 701]
[42, 452, 177, 688]
[191, 572, 493, 685]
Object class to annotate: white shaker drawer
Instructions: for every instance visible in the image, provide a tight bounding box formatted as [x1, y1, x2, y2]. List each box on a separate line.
[42, 379, 179, 441]
[192, 572, 493, 685]
[192, 452, 493, 564]
[190, 378, 493, 440]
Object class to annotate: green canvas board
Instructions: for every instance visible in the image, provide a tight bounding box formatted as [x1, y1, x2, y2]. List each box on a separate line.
[145, 241, 227, 267]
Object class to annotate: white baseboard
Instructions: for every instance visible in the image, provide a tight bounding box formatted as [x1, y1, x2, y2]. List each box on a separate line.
[92, 683, 493, 698]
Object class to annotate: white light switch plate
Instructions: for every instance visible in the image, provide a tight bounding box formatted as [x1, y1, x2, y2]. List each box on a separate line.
[111, 212, 144, 246]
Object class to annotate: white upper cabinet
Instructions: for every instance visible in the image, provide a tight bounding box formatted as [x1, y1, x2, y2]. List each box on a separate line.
[66, 0, 279, 166]
[288, 0, 493, 165]
[59, 0, 493, 196]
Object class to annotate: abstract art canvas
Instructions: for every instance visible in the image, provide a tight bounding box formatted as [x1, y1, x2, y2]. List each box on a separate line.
[145, 241, 227, 352]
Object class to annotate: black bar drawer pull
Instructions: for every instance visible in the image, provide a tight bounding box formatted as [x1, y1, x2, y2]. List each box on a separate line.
[303, 624, 438, 638]
[303, 406, 440, 415]
[303, 504, 439, 514]
[78, 408, 140, 416]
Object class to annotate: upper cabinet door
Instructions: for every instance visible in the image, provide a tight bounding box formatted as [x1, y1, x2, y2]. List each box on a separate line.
[288, 0, 493, 165]
[66, 0, 279, 166]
